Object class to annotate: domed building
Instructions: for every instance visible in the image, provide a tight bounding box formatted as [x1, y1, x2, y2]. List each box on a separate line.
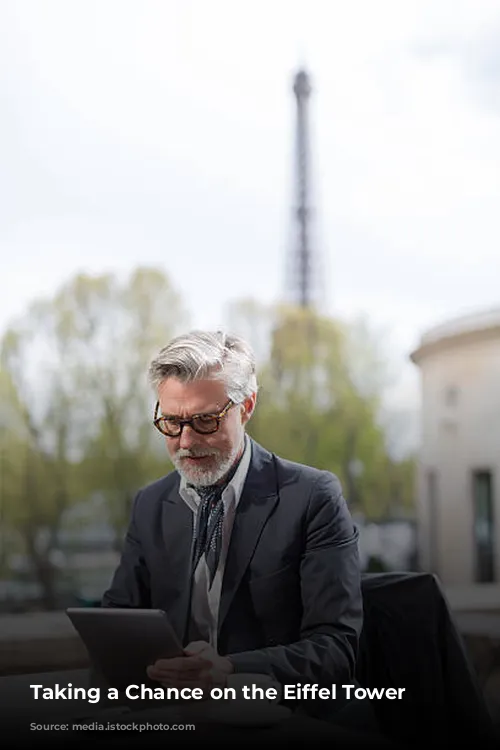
[410, 308, 500, 585]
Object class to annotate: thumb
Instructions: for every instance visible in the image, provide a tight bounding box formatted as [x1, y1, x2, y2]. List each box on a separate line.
[184, 640, 211, 656]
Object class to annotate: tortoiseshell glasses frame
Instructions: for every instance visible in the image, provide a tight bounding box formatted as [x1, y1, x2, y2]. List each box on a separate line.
[153, 399, 235, 437]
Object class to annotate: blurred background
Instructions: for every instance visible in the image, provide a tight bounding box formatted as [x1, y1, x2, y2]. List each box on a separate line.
[1, 2, 499, 710]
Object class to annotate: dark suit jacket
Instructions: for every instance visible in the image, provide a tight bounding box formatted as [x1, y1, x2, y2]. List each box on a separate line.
[101, 438, 363, 689]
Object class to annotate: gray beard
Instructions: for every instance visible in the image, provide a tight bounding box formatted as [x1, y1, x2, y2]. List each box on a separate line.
[173, 435, 245, 487]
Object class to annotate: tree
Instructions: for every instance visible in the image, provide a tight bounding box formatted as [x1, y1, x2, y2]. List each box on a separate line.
[67, 267, 189, 545]
[0, 267, 187, 607]
[228, 302, 414, 520]
[0, 329, 80, 609]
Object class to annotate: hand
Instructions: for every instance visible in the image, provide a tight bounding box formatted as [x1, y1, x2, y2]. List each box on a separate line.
[147, 641, 234, 696]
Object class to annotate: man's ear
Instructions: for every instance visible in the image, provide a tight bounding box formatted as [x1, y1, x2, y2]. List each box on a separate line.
[241, 393, 257, 424]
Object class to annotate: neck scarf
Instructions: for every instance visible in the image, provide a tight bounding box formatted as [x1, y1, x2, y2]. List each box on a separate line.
[189, 445, 244, 588]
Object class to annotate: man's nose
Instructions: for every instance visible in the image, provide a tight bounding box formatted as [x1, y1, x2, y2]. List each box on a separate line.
[179, 425, 198, 450]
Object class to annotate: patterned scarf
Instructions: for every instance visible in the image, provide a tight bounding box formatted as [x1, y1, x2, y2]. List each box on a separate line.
[191, 484, 225, 588]
[189, 449, 243, 588]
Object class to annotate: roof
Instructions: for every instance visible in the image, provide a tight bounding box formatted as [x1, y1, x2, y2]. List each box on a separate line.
[410, 306, 500, 364]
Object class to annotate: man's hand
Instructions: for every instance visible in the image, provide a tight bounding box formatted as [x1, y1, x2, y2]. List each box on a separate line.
[147, 641, 234, 695]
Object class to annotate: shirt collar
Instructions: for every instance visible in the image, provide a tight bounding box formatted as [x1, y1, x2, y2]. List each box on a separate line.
[179, 434, 252, 511]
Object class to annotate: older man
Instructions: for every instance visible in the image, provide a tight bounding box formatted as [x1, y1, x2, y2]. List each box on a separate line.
[101, 329, 364, 719]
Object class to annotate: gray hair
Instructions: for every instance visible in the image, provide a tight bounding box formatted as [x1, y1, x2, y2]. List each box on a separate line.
[148, 330, 258, 402]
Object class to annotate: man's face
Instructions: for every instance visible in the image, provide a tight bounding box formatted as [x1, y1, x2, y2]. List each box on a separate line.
[157, 376, 255, 487]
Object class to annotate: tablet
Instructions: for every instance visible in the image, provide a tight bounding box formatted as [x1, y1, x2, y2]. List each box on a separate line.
[66, 607, 183, 692]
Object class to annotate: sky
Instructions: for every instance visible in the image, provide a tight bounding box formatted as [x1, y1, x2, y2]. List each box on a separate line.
[2, 0, 500, 454]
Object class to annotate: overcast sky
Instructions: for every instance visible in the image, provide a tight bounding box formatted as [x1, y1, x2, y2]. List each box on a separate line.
[2, 0, 500, 450]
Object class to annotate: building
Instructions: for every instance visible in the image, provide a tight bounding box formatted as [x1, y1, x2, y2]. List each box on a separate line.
[410, 308, 500, 585]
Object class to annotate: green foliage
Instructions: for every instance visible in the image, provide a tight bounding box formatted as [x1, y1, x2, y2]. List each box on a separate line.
[242, 303, 415, 519]
[0, 267, 187, 604]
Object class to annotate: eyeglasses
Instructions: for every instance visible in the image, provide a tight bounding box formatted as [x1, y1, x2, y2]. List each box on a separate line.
[153, 399, 235, 437]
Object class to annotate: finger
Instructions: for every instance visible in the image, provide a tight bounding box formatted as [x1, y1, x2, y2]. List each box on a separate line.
[184, 641, 210, 655]
[147, 667, 167, 682]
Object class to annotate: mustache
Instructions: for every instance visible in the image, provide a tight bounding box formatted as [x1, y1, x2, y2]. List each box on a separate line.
[175, 447, 220, 459]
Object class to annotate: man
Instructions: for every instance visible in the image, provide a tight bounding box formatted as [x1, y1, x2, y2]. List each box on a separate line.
[101, 329, 364, 719]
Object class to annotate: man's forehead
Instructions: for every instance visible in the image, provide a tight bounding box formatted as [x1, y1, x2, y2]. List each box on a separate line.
[159, 398, 222, 416]
[157, 377, 227, 413]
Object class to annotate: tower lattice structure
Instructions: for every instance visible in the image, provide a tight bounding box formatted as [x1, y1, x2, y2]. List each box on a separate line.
[286, 68, 323, 311]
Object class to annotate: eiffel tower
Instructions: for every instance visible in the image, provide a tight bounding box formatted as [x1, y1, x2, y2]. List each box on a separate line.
[285, 68, 324, 311]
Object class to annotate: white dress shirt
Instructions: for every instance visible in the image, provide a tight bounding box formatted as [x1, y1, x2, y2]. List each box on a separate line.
[179, 434, 252, 651]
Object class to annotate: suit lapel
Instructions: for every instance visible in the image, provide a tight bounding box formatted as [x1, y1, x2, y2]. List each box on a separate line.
[218, 440, 279, 635]
[160, 482, 194, 643]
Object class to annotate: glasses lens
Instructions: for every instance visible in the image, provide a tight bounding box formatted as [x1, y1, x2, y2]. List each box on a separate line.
[192, 416, 218, 434]
[158, 419, 181, 437]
